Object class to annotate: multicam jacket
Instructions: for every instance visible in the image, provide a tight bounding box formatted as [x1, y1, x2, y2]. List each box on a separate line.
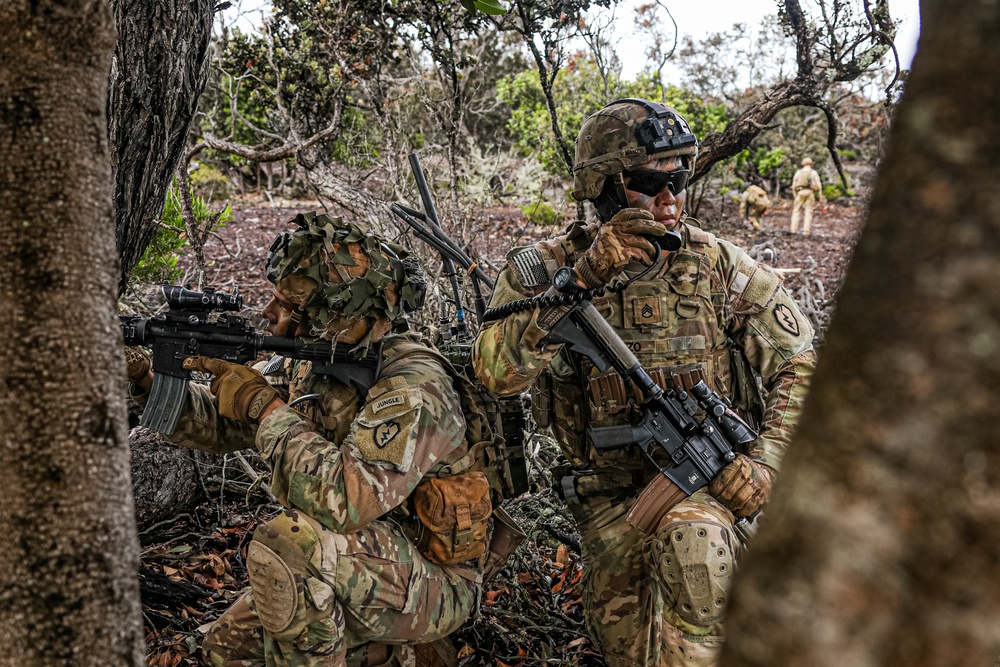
[169, 334, 471, 534]
[473, 220, 815, 485]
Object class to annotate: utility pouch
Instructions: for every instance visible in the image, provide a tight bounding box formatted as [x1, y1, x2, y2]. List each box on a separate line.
[482, 505, 527, 582]
[413, 471, 493, 566]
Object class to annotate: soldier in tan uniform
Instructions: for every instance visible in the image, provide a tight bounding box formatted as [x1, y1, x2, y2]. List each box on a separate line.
[128, 213, 497, 667]
[790, 157, 822, 235]
[472, 99, 816, 667]
[738, 184, 770, 230]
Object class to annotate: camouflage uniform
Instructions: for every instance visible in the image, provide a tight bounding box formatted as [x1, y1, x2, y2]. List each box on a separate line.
[790, 159, 822, 235]
[738, 185, 770, 230]
[168, 334, 483, 667]
[136, 213, 482, 667]
[472, 217, 815, 667]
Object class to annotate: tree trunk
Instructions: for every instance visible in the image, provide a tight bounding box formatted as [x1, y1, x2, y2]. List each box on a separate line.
[300, 148, 394, 232]
[722, 1, 1000, 665]
[0, 1, 144, 665]
[109, 0, 214, 294]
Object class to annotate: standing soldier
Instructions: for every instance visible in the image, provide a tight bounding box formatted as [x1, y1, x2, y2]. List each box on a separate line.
[127, 212, 500, 667]
[790, 156, 822, 235]
[738, 183, 771, 230]
[473, 98, 816, 667]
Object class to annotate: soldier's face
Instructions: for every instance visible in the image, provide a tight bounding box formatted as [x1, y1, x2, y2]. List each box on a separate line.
[623, 156, 688, 229]
[263, 289, 307, 337]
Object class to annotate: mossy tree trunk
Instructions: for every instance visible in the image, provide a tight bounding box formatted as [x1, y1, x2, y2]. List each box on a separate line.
[0, 1, 144, 665]
[722, 0, 1000, 664]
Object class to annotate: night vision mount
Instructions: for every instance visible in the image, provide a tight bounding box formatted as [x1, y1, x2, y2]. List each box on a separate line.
[607, 97, 698, 156]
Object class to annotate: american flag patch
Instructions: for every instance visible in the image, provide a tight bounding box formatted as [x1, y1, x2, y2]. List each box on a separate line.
[509, 248, 549, 288]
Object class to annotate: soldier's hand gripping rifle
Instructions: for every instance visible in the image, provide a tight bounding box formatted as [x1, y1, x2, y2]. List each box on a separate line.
[541, 266, 757, 498]
[121, 285, 380, 436]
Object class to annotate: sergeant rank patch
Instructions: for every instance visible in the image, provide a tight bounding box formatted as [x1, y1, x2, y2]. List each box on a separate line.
[773, 303, 801, 336]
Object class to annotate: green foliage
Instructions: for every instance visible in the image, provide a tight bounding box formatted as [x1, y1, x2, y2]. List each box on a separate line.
[823, 179, 854, 200]
[460, 0, 506, 14]
[520, 200, 560, 226]
[188, 163, 231, 202]
[754, 147, 785, 176]
[496, 56, 729, 176]
[132, 188, 188, 284]
[132, 180, 233, 285]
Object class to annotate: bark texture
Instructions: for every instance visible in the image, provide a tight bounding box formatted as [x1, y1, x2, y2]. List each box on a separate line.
[130, 428, 203, 533]
[721, 1, 1000, 665]
[109, 0, 214, 294]
[0, 1, 144, 665]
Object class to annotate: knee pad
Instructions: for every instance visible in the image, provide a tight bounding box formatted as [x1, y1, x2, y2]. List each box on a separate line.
[248, 511, 341, 651]
[648, 514, 737, 628]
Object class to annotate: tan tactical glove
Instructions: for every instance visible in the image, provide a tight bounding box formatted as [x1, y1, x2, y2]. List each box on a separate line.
[575, 209, 667, 287]
[709, 453, 775, 517]
[125, 346, 152, 383]
[182, 357, 279, 423]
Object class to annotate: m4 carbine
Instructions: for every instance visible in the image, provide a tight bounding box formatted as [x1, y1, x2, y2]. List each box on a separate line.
[121, 285, 380, 436]
[543, 267, 757, 498]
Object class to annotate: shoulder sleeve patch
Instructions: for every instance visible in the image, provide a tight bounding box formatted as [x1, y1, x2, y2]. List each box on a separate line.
[747, 288, 815, 359]
[353, 381, 420, 470]
[506, 247, 550, 289]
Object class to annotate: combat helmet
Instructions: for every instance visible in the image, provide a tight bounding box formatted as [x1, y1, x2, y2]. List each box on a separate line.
[265, 211, 426, 348]
[572, 98, 698, 220]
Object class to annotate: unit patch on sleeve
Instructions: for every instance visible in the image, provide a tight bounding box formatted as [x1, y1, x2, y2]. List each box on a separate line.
[773, 303, 801, 336]
[355, 408, 417, 468]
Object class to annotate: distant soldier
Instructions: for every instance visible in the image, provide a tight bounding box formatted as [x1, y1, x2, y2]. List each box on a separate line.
[790, 157, 822, 235]
[738, 184, 770, 230]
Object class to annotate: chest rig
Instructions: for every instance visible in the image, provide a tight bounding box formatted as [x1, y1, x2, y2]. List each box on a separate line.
[536, 225, 736, 472]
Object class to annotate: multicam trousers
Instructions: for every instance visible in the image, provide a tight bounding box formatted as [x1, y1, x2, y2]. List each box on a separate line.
[202, 510, 481, 667]
[570, 490, 740, 667]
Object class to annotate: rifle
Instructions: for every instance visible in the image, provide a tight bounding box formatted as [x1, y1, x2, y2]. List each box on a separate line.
[122, 285, 380, 436]
[389, 153, 529, 498]
[541, 266, 757, 498]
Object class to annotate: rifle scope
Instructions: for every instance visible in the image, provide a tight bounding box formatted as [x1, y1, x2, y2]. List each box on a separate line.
[163, 286, 243, 312]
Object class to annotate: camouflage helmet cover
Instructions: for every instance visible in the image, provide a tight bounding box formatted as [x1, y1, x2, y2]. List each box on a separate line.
[801, 156, 814, 166]
[572, 98, 699, 202]
[266, 212, 426, 342]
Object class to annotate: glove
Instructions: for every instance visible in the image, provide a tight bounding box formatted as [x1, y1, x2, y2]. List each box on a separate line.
[125, 347, 151, 384]
[576, 209, 667, 287]
[709, 454, 775, 517]
[182, 357, 279, 423]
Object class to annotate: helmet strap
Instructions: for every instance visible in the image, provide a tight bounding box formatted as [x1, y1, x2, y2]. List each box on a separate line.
[287, 307, 306, 336]
[592, 172, 630, 222]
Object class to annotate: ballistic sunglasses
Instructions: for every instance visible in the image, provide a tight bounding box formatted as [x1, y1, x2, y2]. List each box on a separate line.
[624, 169, 690, 197]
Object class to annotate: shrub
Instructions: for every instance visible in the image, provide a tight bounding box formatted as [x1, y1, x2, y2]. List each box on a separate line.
[131, 180, 232, 285]
[520, 201, 560, 226]
[188, 163, 232, 202]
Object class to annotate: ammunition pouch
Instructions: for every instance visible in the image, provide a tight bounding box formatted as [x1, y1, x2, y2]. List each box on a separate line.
[587, 363, 708, 421]
[412, 471, 493, 566]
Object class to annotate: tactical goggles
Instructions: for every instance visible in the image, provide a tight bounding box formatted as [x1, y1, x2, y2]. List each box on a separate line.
[624, 169, 690, 197]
